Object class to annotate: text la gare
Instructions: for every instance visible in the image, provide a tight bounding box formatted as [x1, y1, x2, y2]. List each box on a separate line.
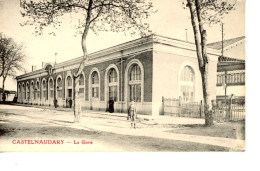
[74, 140, 93, 144]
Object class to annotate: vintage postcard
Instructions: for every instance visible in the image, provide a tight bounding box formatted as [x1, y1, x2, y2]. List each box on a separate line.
[0, 0, 245, 152]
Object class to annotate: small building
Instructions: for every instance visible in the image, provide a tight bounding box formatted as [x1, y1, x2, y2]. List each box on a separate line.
[208, 36, 245, 104]
[16, 34, 220, 116]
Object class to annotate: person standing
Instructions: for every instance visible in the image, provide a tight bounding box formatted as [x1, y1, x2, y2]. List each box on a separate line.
[108, 98, 114, 113]
[128, 100, 137, 129]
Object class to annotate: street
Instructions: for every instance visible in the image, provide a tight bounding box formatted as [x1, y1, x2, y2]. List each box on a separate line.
[0, 104, 245, 151]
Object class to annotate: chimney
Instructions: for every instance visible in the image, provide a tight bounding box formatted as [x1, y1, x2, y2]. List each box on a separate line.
[32, 65, 37, 72]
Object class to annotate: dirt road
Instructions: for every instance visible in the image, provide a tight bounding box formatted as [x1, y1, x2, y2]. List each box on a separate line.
[0, 104, 244, 151]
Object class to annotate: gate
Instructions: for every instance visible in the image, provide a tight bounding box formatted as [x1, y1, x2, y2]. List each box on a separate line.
[162, 97, 203, 118]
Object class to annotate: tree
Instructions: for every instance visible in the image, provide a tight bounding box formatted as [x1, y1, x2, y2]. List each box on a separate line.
[20, 0, 154, 123]
[0, 33, 25, 101]
[184, 0, 236, 126]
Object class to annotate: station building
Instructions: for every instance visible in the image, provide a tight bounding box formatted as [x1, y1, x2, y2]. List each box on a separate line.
[16, 34, 220, 116]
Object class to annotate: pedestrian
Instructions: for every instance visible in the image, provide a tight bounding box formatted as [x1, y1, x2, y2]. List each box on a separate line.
[53, 98, 58, 108]
[108, 98, 114, 113]
[128, 100, 137, 129]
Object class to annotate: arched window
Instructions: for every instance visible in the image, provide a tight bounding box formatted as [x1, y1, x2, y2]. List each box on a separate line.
[36, 81, 40, 99]
[180, 66, 195, 102]
[18, 84, 21, 100]
[79, 74, 84, 85]
[129, 64, 141, 102]
[66, 75, 73, 100]
[49, 78, 54, 98]
[78, 74, 85, 99]
[42, 80, 47, 99]
[22, 83, 26, 100]
[91, 71, 99, 98]
[57, 77, 62, 98]
[31, 82, 34, 100]
[108, 68, 118, 101]
[67, 76, 72, 87]
[130, 64, 141, 81]
[26, 82, 30, 100]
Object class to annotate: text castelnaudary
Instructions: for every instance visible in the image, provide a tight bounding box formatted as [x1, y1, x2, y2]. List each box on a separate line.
[12, 140, 64, 144]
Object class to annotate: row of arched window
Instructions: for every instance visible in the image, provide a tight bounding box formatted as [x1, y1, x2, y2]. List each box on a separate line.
[18, 62, 143, 103]
[18, 61, 195, 103]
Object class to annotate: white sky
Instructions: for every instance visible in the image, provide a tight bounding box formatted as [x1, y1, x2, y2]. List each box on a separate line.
[0, 0, 245, 90]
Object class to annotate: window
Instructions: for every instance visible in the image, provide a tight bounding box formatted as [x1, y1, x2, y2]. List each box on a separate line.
[23, 84, 26, 99]
[43, 80, 46, 99]
[91, 71, 99, 98]
[49, 79, 54, 98]
[129, 64, 141, 102]
[36, 81, 40, 98]
[180, 66, 195, 102]
[109, 68, 117, 83]
[130, 64, 141, 81]
[108, 68, 118, 101]
[31, 82, 34, 99]
[130, 84, 141, 102]
[57, 77, 62, 98]
[67, 76, 72, 87]
[26, 83, 30, 100]
[18, 85, 21, 99]
[217, 74, 224, 85]
[92, 87, 99, 98]
[241, 72, 245, 83]
[18, 84, 22, 100]
[79, 88, 84, 98]
[225, 71, 245, 84]
[79, 74, 84, 85]
[78, 74, 84, 99]
[92, 72, 99, 84]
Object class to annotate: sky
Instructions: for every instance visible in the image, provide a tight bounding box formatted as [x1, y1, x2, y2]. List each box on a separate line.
[0, 0, 245, 90]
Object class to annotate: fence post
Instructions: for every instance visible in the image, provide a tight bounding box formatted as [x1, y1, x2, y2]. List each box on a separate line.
[217, 100, 222, 122]
[179, 96, 182, 117]
[227, 96, 232, 121]
[230, 95, 234, 121]
[162, 96, 164, 115]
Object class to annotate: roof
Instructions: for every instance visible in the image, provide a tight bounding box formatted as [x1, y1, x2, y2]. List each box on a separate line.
[16, 34, 220, 80]
[208, 36, 245, 50]
[218, 56, 245, 63]
[217, 56, 245, 71]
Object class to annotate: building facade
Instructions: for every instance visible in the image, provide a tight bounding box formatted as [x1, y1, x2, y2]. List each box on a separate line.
[16, 35, 220, 116]
[208, 36, 245, 103]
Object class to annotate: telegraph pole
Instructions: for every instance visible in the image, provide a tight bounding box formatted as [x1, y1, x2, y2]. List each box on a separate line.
[221, 23, 224, 57]
[221, 23, 227, 103]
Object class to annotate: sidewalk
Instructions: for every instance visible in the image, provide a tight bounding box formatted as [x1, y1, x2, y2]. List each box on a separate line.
[12, 103, 205, 125]
[8, 103, 245, 151]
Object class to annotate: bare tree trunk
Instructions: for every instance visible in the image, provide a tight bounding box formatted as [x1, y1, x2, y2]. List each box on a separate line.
[2, 76, 6, 102]
[73, 0, 93, 123]
[195, 0, 213, 126]
[73, 76, 82, 123]
[187, 0, 204, 69]
[201, 65, 213, 126]
[187, 0, 214, 126]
